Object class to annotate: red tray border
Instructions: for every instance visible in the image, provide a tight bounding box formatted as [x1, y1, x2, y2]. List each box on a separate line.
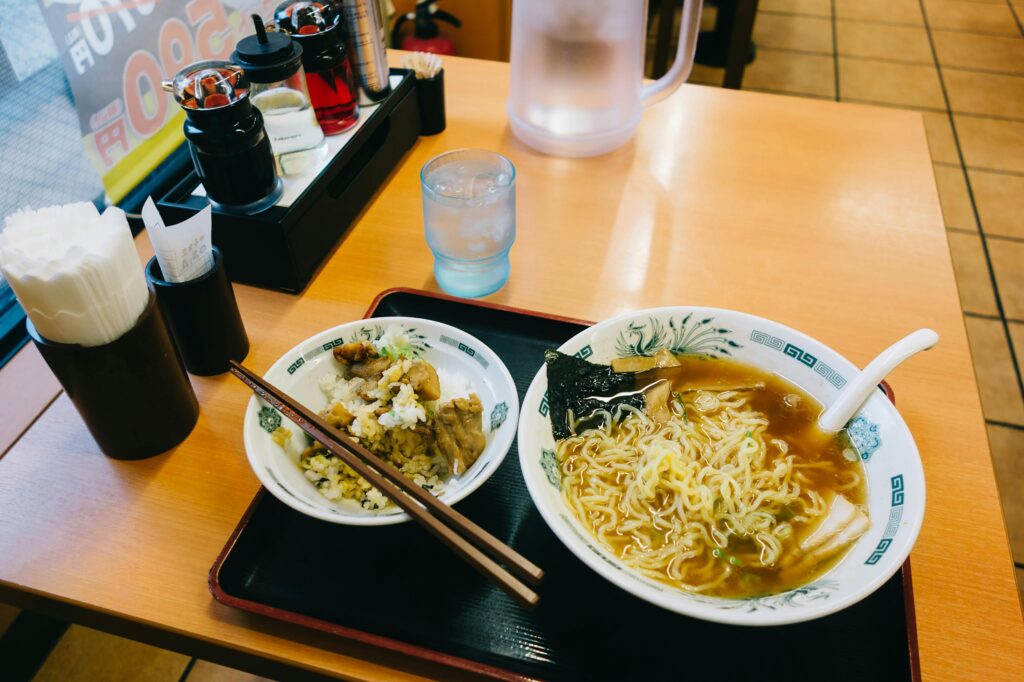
[209, 286, 921, 682]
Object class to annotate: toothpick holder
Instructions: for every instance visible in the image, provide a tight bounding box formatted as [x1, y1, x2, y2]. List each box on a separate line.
[27, 289, 200, 460]
[415, 69, 446, 136]
[145, 246, 250, 376]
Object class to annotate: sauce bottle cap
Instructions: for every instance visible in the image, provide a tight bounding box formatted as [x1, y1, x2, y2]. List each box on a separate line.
[273, 1, 340, 35]
[231, 14, 304, 83]
[165, 61, 249, 110]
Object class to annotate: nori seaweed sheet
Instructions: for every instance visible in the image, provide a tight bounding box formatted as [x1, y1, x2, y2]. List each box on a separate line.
[544, 350, 644, 440]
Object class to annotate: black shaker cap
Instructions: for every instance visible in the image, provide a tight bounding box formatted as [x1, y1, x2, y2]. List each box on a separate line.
[274, 1, 344, 54]
[274, 1, 339, 34]
[164, 60, 250, 111]
[231, 14, 303, 84]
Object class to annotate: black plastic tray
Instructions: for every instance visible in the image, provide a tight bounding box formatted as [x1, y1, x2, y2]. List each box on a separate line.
[211, 288, 920, 682]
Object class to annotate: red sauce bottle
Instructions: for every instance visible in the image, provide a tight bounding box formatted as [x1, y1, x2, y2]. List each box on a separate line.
[274, 2, 359, 135]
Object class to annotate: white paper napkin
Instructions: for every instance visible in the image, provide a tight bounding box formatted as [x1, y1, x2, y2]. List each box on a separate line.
[0, 203, 149, 346]
[141, 197, 214, 284]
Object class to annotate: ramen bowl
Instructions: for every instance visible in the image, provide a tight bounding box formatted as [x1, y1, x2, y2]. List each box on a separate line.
[517, 307, 925, 626]
[243, 317, 519, 526]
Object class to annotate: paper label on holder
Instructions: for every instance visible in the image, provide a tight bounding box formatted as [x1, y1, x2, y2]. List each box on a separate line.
[142, 197, 214, 284]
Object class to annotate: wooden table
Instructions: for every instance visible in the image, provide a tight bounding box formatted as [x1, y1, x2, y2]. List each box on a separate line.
[1, 55, 1021, 681]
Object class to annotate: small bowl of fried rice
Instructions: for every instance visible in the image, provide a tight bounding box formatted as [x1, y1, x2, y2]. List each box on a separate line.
[242, 317, 519, 526]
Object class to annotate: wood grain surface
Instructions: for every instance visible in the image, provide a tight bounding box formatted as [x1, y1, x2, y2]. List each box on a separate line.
[0, 343, 60, 457]
[0, 54, 1021, 680]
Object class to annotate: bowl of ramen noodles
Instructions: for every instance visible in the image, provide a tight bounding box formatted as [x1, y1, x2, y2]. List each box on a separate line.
[243, 317, 518, 526]
[517, 307, 925, 625]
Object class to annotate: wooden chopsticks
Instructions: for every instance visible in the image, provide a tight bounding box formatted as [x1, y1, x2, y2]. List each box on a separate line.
[229, 361, 543, 608]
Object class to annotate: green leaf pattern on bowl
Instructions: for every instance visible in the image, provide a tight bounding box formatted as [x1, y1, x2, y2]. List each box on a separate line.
[348, 324, 387, 345]
[541, 448, 560, 489]
[686, 580, 840, 612]
[348, 324, 432, 357]
[614, 315, 741, 358]
[258, 405, 282, 433]
[490, 401, 508, 431]
[847, 415, 882, 461]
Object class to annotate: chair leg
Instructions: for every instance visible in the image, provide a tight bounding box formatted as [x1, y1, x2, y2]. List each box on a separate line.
[651, 0, 680, 78]
[722, 0, 759, 89]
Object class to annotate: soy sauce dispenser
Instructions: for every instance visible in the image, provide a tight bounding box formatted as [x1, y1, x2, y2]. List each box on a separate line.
[274, 1, 360, 135]
[163, 61, 282, 214]
[232, 14, 328, 175]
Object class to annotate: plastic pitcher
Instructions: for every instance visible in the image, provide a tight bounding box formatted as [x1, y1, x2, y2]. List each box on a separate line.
[507, 0, 702, 157]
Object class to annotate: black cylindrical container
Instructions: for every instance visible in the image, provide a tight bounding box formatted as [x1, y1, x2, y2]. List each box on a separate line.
[146, 246, 250, 376]
[414, 69, 445, 135]
[28, 290, 199, 460]
[164, 61, 282, 214]
[274, 1, 359, 134]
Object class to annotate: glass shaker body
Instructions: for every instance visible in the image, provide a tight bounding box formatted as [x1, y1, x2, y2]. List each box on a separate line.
[248, 69, 328, 173]
[273, 2, 359, 135]
[232, 15, 327, 176]
[301, 38, 359, 134]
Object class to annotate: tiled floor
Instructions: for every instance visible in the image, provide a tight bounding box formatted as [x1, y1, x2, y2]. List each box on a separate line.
[17, 623, 274, 681]
[33, 627, 191, 682]
[690, 0, 1024, 605]
[4, 2, 1023, 677]
[0, 606, 268, 680]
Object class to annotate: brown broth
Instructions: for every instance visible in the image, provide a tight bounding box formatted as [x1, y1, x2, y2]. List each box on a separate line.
[565, 355, 868, 598]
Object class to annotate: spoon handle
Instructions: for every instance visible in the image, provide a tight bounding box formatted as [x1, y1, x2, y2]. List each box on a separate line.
[818, 329, 939, 432]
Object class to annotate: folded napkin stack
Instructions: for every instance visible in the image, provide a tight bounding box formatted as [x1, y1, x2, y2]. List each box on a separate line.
[0, 202, 149, 347]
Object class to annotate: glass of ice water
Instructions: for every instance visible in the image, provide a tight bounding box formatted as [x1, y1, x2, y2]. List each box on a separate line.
[421, 149, 516, 298]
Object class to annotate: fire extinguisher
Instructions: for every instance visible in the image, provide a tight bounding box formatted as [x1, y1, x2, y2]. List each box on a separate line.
[392, 0, 461, 55]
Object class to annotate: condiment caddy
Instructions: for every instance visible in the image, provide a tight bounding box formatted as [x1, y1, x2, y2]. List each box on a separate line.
[157, 2, 413, 293]
[157, 68, 418, 293]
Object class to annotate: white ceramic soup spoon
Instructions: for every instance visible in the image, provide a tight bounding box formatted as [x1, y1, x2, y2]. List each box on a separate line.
[818, 328, 940, 432]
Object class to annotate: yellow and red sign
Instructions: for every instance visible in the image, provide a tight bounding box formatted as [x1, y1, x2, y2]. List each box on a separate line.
[39, 0, 276, 202]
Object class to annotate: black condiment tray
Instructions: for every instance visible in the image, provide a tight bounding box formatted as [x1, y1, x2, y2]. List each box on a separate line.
[210, 288, 921, 682]
[158, 69, 419, 294]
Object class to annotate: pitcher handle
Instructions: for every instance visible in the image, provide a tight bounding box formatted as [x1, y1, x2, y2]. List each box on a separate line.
[642, 0, 703, 106]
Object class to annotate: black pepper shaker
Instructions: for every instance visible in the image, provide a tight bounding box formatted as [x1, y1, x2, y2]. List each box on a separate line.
[163, 61, 283, 214]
